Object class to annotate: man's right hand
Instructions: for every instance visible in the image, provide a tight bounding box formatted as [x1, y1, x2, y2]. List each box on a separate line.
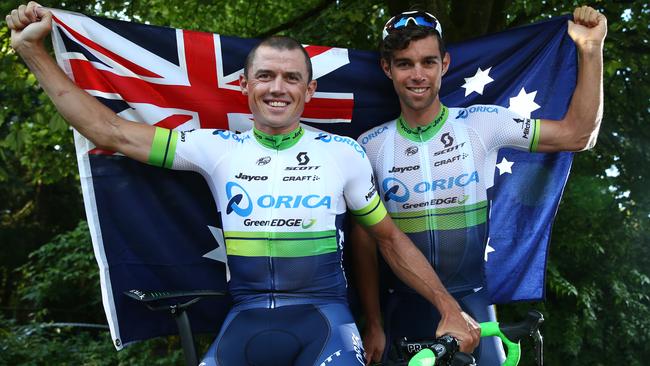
[6, 2, 52, 52]
[436, 308, 481, 353]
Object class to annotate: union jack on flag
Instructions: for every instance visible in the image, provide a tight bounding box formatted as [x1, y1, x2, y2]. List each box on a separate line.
[50, 8, 575, 348]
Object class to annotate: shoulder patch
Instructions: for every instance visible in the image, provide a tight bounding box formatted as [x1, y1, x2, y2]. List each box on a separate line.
[454, 105, 501, 120]
[315, 132, 366, 158]
[212, 129, 251, 143]
[359, 125, 389, 146]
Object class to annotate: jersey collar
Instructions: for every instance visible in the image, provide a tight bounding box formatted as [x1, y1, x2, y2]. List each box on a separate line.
[253, 126, 304, 150]
[397, 104, 449, 142]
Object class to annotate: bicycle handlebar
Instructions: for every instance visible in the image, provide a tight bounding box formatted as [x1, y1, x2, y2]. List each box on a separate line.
[402, 310, 544, 366]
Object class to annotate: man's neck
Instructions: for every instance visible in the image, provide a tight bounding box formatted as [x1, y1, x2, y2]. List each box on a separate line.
[253, 124, 304, 150]
[254, 121, 301, 136]
[400, 99, 443, 128]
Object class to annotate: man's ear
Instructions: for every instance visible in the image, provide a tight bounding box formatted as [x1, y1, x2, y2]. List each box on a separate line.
[441, 52, 451, 76]
[304, 80, 318, 103]
[239, 74, 248, 95]
[380, 59, 392, 79]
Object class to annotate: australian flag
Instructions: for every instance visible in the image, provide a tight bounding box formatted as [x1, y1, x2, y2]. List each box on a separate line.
[49, 8, 575, 348]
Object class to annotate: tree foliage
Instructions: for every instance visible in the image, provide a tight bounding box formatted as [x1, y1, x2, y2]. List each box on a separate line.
[1, 0, 648, 364]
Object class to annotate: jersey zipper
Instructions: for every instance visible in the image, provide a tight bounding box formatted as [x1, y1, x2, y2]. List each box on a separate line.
[419, 132, 436, 266]
[267, 149, 281, 309]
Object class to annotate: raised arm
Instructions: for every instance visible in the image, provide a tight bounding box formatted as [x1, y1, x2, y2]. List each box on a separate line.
[537, 5, 607, 153]
[6, 2, 154, 162]
[350, 221, 385, 365]
[362, 215, 481, 353]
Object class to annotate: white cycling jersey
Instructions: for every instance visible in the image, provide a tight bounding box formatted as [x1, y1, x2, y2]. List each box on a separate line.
[358, 104, 540, 293]
[149, 125, 386, 308]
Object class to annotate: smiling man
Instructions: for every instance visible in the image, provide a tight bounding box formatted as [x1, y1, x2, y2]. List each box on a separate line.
[354, 6, 606, 365]
[7, 2, 482, 365]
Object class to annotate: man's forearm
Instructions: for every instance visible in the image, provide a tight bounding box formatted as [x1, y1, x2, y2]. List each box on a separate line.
[351, 224, 383, 329]
[376, 228, 460, 315]
[17, 42, 122, 150]
[565, 43, 604, 149]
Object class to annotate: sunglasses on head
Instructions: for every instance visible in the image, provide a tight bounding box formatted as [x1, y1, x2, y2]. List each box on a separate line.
[382, 11, 443, 40]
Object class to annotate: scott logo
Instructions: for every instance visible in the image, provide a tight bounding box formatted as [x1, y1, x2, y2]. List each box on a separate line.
[296, 152, 310, 165]
[440, 132, 454, 148]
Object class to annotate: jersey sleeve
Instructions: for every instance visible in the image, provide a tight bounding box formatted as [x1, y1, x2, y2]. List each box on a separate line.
[147, 127, 225, 173]
[341, 143, 387, 227]
[465, 106, 541, 153]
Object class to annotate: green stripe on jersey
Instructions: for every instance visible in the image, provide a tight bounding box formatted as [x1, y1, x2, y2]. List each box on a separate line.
[350, 194, 388, 227]
[530, 119, 541, 152]
[224, 230, 337, 257]
[397, 105, 449, 142]
[148, 127, 177, 168]
[390, 201, 488, 232]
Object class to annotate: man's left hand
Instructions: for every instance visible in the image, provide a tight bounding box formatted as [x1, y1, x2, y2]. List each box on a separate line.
[568, 5, 607, 50]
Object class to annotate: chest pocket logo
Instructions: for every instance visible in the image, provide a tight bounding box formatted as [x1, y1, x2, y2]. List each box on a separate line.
[440, 132, 454, 148]
[225, 182, 253, 217]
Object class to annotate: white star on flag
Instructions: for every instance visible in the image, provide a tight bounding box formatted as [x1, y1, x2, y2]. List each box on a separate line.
[462, 67, 494, 96]
[484, 237, 496, 262]
[508, 87, 541, 118]
[496, 157, 514, 175]
[203, 226, 230, 282]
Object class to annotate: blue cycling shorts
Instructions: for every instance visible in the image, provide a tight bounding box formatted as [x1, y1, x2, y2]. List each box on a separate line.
[200, 303, 366, 366]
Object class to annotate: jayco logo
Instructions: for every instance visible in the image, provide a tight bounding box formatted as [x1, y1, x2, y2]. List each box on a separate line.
[235, 172, 268, 181]
[388, 165, 420, 174]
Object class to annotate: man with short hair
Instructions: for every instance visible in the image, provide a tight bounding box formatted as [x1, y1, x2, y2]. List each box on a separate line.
[354, 6, 606, 365]
[6, 2, 482, 365]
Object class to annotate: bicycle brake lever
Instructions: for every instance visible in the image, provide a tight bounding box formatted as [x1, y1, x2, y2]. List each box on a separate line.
[533, 329, 543, 366]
